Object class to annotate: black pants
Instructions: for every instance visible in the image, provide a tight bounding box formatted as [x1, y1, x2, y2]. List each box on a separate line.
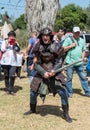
[26, 57, 33, 76]
[16, 67, 21, 78]
[2, 65, 16, 92]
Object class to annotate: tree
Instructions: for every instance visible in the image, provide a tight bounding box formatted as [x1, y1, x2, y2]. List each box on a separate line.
[26, 0, 60, 34]
[12, 14, 26, 30]
[54, 4, 87, 32]
[85, 5, 90, 30]
[61, 4, 87, 30]
[54, 10, 64, 32]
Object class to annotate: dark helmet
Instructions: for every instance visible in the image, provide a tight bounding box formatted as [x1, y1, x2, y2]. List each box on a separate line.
[13, 44, 20, 52]
[8, 31, 16, 37]
[38, 27, 53, 39]
[41, 27, 52, 35]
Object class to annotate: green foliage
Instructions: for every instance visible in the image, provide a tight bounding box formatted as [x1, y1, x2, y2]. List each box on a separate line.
[78, 23, 85, 30]
[11, 14, 28, 49]
[54, 4, 87, 32]
[54, 19, 64, 32]
[16, 29, 28, 49]
[85, 5, 90, 29]
[12, 14, 26, 30]
[54, 10, 64, 32]
[0, 11, 11, 25]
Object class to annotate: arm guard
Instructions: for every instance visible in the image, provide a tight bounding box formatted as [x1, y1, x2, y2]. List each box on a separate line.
[34, 63, 46, 76]
[53, 62, 62, 71]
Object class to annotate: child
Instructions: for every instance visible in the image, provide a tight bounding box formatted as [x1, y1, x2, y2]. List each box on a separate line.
[16, 51, 25, 79]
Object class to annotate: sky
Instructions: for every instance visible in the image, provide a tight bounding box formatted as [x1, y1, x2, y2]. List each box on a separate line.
[60, 0, 90, 8]
[0, 0, 90, 20]
[0, 0, 26, 19]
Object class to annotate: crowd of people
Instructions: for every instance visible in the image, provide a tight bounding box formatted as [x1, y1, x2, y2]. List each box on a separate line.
[0, 26, 90, 123]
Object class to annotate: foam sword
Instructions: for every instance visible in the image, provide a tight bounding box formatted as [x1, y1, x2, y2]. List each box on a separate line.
[54, 59, 83, 74]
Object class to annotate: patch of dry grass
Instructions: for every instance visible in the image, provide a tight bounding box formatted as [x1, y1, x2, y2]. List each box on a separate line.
[0, 70, 90, 130]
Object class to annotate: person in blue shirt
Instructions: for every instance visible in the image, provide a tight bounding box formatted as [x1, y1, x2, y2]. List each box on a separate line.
[86, 44, 90, 80]
[26, 31, 38, 83]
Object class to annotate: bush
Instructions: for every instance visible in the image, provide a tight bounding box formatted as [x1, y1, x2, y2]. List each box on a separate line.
[16, 29, 29, 49]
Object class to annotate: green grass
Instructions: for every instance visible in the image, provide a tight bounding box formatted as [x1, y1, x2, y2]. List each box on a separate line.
[0, 71, 90, 130]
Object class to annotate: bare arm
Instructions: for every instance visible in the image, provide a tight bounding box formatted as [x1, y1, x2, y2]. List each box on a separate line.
[63, 43, 76, 52]
[82, 51, 86, 60]
[28, 56, 37, 70]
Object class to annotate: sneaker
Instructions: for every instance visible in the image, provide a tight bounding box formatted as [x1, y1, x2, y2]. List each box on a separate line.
[5, 91, 10, 94]
[17, 77, 21, 80]
[10, 92, 16, 96]
[49, 93, 53, 96]
[68, 93, 73, 98]
[85, 93, 90, 97]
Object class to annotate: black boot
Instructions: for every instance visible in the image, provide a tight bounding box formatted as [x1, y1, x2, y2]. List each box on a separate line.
[24, 103, 36, 115]
[62, 104, 72, 123]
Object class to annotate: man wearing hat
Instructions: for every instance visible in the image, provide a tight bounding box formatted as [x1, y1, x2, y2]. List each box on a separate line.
[24, 27, 72, 123]
[63, 26, 90, 97]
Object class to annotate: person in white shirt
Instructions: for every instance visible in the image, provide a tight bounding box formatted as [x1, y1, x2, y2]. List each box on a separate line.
[1, 31, 20, 95]
[16, 51, 25, 79]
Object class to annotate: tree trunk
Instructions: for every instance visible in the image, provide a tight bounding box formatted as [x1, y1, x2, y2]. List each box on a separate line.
[26, 0, 60, 34]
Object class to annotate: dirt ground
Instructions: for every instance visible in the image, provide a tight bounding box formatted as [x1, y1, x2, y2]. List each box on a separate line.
[0, 70, 90, 130]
